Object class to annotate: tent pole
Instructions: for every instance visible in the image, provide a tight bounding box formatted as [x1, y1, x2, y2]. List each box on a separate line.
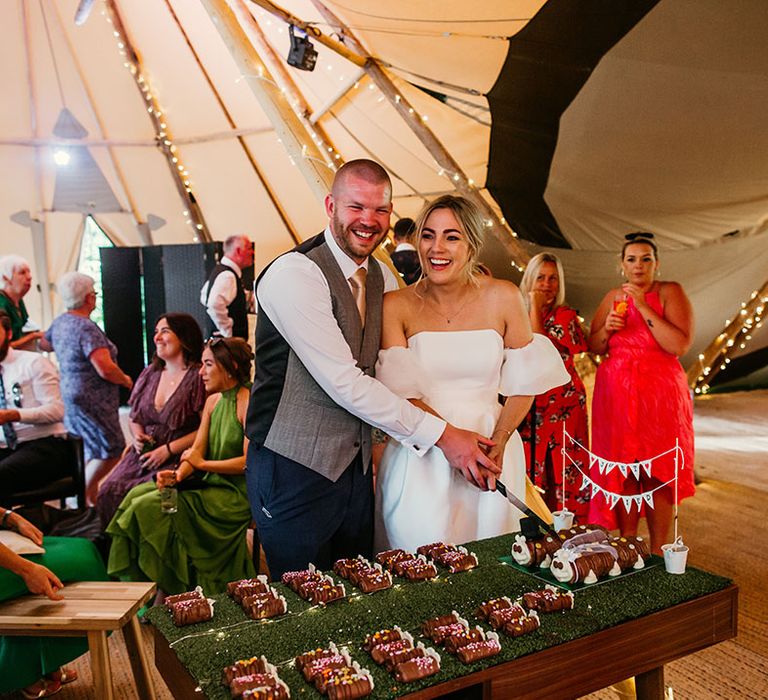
[104, 0, 212, 243]
[307, 0, 531, 266]
[688, 280, 768, 393]
[21, 0, 54, 325]
[50, 1, 149, 245]
[200, 0, 336, 201]
[162, 0, 301, 246]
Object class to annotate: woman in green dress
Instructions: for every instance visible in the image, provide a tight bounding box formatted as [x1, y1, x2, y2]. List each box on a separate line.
[107, 337, 255, 595]
[0, 508, 108, 697]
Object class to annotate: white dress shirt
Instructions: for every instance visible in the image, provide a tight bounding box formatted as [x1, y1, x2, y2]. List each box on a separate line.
[257, 228, 445, 455]
[0, 348, 66, 447]
[199, 255, 242, 337]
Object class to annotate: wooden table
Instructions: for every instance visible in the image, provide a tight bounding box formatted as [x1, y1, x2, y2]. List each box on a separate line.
[153, 584, 737, 699]
[0, 580, 157, 700]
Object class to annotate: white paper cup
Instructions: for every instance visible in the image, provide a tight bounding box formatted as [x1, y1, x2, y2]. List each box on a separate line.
[661, 542, 689, 574]
[552, 509, 574, 531]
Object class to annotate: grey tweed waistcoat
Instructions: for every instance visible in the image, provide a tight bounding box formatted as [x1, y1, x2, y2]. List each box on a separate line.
[249, 237, 384, 482]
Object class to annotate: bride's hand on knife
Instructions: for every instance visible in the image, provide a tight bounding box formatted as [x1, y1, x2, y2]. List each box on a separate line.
[436, 424, 500, 491]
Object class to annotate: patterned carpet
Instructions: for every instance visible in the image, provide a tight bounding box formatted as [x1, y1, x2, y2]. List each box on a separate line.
[4, 391, 766, 699]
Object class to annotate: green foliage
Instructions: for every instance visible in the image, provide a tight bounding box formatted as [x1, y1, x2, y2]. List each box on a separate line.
[147, 534, 730, 699]
[77, 216, 113, 330]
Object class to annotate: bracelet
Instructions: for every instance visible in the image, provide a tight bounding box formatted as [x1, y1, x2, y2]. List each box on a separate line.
[0, 509, 11, 528]
[493, 428, 512, 437]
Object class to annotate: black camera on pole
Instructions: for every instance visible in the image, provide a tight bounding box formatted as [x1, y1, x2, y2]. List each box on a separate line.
[287, 25, 318, 72]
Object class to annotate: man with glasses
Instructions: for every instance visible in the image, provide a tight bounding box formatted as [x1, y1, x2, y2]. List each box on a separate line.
[0, 310, 69, 497]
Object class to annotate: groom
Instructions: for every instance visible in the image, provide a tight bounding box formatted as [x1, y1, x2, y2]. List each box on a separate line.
[245, 159, 499, 578]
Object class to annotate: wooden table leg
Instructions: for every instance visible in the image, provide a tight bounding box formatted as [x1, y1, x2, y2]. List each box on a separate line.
[123, 616, 158, 700]
[636, 665, 665, 700]
[87, 630, 115, 700]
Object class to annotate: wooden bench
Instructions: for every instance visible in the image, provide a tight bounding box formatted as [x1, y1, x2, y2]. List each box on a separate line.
[0, 580, 157, 699]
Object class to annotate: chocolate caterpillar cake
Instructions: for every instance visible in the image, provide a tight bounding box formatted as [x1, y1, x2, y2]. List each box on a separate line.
[414, 542, 479, 573]
[230, 672, 280, 697]
[551, 547, 618, 584]
[245, 594, 287, 620]
[171, 597, 214, 626]
[511, 524, 608, 568]
[487, 604, 527, 630]
[609, 535, 650, 569]
[282, 565, 323, 592]
[443, 626, 487, 654]
[334, 557, 393, 593]
[362, 627, 405, 652]
[370, 637, 415, 665]
[295, 643, 340, 671]
[302, 651, 353, 682]
[325, 672, 373, 700]
[421, 611, 461, 638]
[392, 554, 438, 581]
[521, 585, 575, 612]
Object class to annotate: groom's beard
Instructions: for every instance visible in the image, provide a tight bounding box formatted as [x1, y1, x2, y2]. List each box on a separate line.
[331, 212, 387, 262]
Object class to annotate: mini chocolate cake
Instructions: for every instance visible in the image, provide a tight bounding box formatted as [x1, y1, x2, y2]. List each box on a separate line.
[171, 597, 213, 626]
[401, 560, 438, 581]
[522, 585, 574, 612]
[297, 575, 330, 599]
[356, 569, 392, 593]
[333, 557, 371, 580]
[502, 611, 540, 637]
[362, 627, 404, 652]
[439, 550, 478, 573]
[302, 653, 352, 682]
[393, 652, 440, 682]
[314, 665, 359, 693]
[382, 646, 426, 672]
[421, 612, 459, 637]
[370, 639, 413, 664]
[230, 672, 278, 697]
[325, 672, 373, 700]
[374, 549, 411, 570]
[487, 604, 527, 629]
[295, 644, 338, 671]
[443, 627, 486, 654]
[475, 597, 514, 620]
[308, 582, 346, 605]
[430, 622, 469, 645]
[455, 634, 501, 664]
[416, 542, 456, 559]
[231, 580, 270, 604]
[165, 588, 204, 609]
[282, 567, 321, 592]
[222, 656, 271, 686]
[240, 589, 277, 608]
[244, 595, 287, 620]
[240, 679, 290, 699]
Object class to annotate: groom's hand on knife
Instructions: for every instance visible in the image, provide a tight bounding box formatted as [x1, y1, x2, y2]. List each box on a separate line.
[436, 425, 500, 491]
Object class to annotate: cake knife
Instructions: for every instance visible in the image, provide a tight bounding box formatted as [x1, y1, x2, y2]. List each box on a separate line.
[495, 480, 553, 534]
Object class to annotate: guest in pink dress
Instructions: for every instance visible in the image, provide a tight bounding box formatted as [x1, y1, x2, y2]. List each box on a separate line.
[588, 233, 695, 553]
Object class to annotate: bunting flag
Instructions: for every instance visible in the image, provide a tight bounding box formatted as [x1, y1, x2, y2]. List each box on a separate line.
[643, 492, 655, 508]
[618, 464, 628, 478]
[630, 463, 641, 479]
[609, 493, 620, 510]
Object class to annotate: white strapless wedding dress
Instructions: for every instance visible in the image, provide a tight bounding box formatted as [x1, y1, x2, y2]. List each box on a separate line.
[373, 330, 568, 552]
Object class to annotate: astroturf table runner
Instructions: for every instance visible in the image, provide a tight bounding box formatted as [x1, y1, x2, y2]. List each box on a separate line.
[147, 533, 730, 699]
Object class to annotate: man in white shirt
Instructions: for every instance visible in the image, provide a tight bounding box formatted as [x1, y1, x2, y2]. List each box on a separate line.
[0, 310, 70, 497]
[199, 235, 254, 339]
[245, 159, 499, 577]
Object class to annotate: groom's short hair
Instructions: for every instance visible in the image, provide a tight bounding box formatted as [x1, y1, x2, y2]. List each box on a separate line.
[331, 159, 392, 200]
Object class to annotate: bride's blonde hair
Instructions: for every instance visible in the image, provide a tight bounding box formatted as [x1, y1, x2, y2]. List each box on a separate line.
[414, 195, 485, 286]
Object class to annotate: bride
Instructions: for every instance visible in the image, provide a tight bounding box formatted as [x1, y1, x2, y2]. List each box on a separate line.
[374, 195, 568, 551]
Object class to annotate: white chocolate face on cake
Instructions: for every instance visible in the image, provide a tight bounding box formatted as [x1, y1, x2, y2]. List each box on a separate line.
[511, 535, 532, 565]
[550, 550, 573, 583]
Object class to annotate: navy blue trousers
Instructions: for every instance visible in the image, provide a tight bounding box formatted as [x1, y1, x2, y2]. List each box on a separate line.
[246, 443, 373, 579]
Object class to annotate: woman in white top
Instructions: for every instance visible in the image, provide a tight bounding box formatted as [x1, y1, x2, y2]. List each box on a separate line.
[374, 195, 568, 552]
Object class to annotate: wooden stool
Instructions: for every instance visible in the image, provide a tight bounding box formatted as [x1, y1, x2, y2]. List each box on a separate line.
[0, 580, 157, 699]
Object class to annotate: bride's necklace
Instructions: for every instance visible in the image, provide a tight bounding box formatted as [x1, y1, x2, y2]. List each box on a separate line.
[424, 286, 475, 325]
[164, 366, 188, 388]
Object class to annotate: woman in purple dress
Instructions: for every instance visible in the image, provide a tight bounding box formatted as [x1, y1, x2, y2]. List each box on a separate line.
[96, 313, 206, 526]
[43, 272, 133, 506]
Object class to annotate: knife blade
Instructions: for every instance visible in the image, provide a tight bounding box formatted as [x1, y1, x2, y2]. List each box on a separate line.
[495, 479, 553, 534]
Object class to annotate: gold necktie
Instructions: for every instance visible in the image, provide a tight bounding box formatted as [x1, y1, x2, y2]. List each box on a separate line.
[349, 267, 367, 326]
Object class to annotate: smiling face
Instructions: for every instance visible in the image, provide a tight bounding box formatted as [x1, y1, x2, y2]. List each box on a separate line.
[325, 172, 392, 264]
[622, 242, 658, 287]
[418, 207, 471, 283]
[154, 318, 183, 362]
[533, 261, 560, 307]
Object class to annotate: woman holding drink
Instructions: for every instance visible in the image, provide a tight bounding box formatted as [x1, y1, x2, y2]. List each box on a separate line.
[107, 338, 255, 595]
[588, 233, 695, 553]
